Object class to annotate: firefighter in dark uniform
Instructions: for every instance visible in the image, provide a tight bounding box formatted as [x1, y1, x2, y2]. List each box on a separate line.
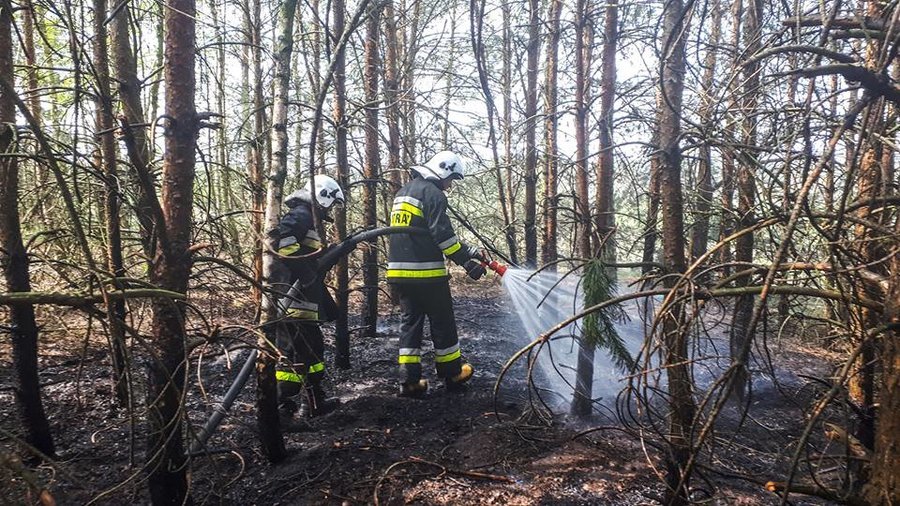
[387, 151, 488, 396]
[271, 175, 345, 424]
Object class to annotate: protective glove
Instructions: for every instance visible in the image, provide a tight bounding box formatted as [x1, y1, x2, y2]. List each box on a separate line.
[463, 259, 486, 280]
[468, 247, 491, 263]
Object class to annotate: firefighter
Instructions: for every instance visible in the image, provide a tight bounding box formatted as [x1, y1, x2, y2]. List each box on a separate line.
[387, 150, 488, 397]
[269, 174, 345, 426]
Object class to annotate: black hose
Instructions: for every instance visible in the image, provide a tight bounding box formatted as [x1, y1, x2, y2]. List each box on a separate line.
[189, 349, 258, 455]
[316, 226, 429, 272]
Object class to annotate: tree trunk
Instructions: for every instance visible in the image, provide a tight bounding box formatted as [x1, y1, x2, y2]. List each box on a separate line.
[595, 0, 618, 277]
[501, 0, 517, 264]
[146, 0, 198, 500]
[571, 0, 596, 418]
[541, 0, 561, 269]
[94, 0, 129, 408]
[729, 0, 761, 402]
[383, 1, 401, 191]
[689, 0, 721, 263]
[247, 0, 266, 309]
[257, 0, 301, 462]
[522, 0, 541, 267]
[332, 0, 351, 369]
[111, 0, 157, 258]
[0, 4, 55, 459]
[362, 3, 382, 337]
[656, 0, 695, 500]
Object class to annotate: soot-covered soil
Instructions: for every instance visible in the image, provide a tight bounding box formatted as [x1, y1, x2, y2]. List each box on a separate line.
[1, 280, 839, 505]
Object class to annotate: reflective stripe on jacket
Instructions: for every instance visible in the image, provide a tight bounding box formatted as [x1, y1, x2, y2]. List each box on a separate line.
[386, 177, 474, 283]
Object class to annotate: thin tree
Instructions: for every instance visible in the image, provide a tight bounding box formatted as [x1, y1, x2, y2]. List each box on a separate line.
[0, 1, 55, 459]
[257, 0, 302, 462]
[541, 0, 562, 268]
[595, 0, 618, 275]
[361, 2, 382, 337]
[94, 0, 129, 407]
[570, 0, 596, 418]
[146, 0, 199, 499]
[523, 0, 541, 267]
[332, 0, 351, 369]
[655, 0, 696, 500]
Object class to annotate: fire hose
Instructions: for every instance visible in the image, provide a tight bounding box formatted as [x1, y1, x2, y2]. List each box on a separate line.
[190, 226, 427, 454]
[189, 226, 509, 453]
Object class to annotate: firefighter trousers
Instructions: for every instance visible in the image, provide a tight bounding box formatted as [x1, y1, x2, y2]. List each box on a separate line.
[395, 281, 463, 382]
[275, 321, 326, 405]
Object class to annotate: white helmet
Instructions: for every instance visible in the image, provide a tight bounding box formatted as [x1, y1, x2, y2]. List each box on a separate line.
[284, 174, 345, 209]
[412, 150, 465, 181]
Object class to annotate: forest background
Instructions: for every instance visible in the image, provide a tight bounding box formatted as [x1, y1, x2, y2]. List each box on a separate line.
[1, 0, 898, 503]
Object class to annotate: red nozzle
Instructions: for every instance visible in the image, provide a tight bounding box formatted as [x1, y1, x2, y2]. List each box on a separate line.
[487, 260, 507, 277]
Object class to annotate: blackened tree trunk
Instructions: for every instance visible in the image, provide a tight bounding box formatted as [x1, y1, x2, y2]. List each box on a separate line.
[656, 0, 695, 500]
[571, 0, 596, 418]
[523, 0, 540, 267]
[94, 0, 129, 408]
[541, 0, 561, 268]
[0, 3, 55, 459]
[362, 3, 382, 337]
[146, 0, 198, 500]
[332, 0, 351, 369]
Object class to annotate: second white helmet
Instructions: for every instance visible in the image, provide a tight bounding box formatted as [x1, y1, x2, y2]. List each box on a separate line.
[285, 174, 345, 209]
[412, 151, 465, 181]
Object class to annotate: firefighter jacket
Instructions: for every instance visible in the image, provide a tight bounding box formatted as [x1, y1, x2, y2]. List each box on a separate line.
[387, 176, 475, 283]
[273, 201, 338, 321]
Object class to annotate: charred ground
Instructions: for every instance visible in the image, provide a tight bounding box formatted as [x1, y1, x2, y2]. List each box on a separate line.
[2, 280, 839, 505]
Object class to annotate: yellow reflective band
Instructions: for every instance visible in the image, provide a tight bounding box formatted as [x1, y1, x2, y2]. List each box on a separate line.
[390, 210, 412, 227]
[398, 355, 421, 364]
[308, 362, 325, 374]
[435, 349, 461, 363]
[285, 308, 319, 320]
[278, 243, 301, 255]
[276, 370, 305, 383]
[392, 201, 424, 217]
[300, 238, 323, 249]
[442, 242, 462, 256]
[386, 268, 448, 279]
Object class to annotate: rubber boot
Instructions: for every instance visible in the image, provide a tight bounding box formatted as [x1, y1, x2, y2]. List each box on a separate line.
[399, 379, 429, 398]
[299, 384, 340, 417]
[446, 363, 474, 392]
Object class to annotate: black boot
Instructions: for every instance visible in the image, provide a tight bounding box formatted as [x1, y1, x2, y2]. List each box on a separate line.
[278, 397, 312, 433]
[299, 384, 340, 417]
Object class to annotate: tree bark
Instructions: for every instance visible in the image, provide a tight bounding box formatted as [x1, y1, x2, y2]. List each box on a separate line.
[541, 0, 561, 269]
[522, 0, 541, 267]
[94, 0, 129, 408]
[146, 0, 198, 500]
[656, 0, 695, 500]
[595, 0, 618, 278]
[501, 0, 518, 264]
[362, 3, 382, 337]
[571, 0, 596, 418]
[332, 0, 351, 369]
[257, 0, 301, 462]
[689, 0, 721, 263]
[111, 0, 157, 258]
[729, 0, 761, 402]
[0, 3, 55, 459]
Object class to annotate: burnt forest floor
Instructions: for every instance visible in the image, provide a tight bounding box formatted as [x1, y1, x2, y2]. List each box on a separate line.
[1, 279, 843, 505]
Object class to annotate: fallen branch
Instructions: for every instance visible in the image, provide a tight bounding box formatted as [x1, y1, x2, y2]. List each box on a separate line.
[0, 289, 186, 307]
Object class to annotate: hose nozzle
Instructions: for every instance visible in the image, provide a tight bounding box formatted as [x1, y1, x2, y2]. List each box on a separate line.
[486, 260, 507, 277]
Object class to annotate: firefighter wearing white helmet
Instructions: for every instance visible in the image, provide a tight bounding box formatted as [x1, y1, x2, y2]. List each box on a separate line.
[269, 173, 345, 428]
[387, 150, 488, 397]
